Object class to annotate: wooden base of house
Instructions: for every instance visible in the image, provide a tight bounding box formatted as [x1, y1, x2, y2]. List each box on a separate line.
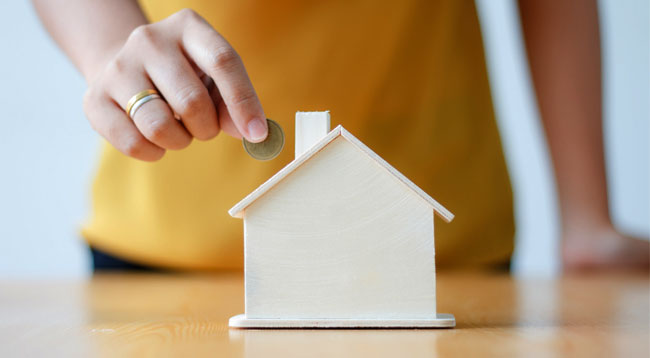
[228, 314, 456, 328]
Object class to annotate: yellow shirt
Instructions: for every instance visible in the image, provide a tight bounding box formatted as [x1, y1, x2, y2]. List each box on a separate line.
[82, 0, 514, 270]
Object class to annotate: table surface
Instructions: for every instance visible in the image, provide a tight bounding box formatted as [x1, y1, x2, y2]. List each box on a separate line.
[1, 272, 648, 357]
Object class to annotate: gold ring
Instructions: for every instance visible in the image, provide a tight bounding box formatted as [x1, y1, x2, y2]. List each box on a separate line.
[129, 93, 163, 119]
[125, 89, 158, 118]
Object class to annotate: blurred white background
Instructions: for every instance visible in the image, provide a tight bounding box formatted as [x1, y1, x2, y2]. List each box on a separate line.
[0, 1, 647, 278]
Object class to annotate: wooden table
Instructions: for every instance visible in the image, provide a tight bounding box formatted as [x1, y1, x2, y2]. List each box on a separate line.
[1, 272, 647, 357]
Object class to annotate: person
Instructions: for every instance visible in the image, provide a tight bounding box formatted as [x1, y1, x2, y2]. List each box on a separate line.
[32, 0, 648, 272]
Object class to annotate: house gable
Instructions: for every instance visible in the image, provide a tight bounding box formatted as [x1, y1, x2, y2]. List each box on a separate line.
[229, 126, 454, 222]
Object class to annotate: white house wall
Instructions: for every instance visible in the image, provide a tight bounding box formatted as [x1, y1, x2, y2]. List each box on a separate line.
[244, 137, 437, 319]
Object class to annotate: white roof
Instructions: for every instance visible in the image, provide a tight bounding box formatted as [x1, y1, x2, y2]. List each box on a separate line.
[229, 125, 454, 222]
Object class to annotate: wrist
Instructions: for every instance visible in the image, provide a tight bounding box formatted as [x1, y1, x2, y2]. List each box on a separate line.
[561, 214, 614, 239]
[559, 199, 612, 233]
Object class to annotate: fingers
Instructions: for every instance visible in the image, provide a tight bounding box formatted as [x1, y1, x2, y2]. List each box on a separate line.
[179, 12, 268, 143]
[131, 95, 193, 150]
[83, 91, 165, 161]
[145, 52, 220, 141]
[206, 79, 240, 139]
[216, 96, 241, 139]
[107, 71, 193, 151]
[82, 9, 268, 162]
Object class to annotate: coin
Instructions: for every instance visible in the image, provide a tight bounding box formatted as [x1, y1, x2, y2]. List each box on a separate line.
[243, 119, 285, 161]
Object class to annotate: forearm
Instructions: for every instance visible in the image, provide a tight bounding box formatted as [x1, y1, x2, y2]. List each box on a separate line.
[518, 0, 611, 232]
[32, 0, 148, 81]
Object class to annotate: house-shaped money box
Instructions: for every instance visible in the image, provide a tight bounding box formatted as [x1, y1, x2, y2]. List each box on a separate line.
[228, 112, 455, 328]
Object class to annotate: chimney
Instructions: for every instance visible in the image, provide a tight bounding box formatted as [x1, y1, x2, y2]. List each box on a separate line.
[295, 111, 331, 158]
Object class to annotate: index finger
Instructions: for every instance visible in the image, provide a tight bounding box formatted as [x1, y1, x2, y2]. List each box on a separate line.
[180, 18, 268, 143]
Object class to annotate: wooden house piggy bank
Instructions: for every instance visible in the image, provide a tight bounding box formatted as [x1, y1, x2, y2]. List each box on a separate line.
[229, 111, 455, 328]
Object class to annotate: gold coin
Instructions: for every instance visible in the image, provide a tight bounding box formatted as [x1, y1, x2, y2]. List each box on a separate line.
[243, 119, 285, 161]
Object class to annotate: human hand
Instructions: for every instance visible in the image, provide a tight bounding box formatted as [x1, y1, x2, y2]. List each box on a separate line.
[82, 9, 268, 161]
[562, 223, 649, 271]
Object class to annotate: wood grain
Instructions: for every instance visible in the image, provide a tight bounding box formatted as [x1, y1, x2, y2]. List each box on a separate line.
[233, 120, 457, 325]
[243, 136, 438, 320]
[0, 272, 647, 357]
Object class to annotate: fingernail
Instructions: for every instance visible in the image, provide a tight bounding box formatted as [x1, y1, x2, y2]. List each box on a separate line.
[247, 118, 268, 142]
